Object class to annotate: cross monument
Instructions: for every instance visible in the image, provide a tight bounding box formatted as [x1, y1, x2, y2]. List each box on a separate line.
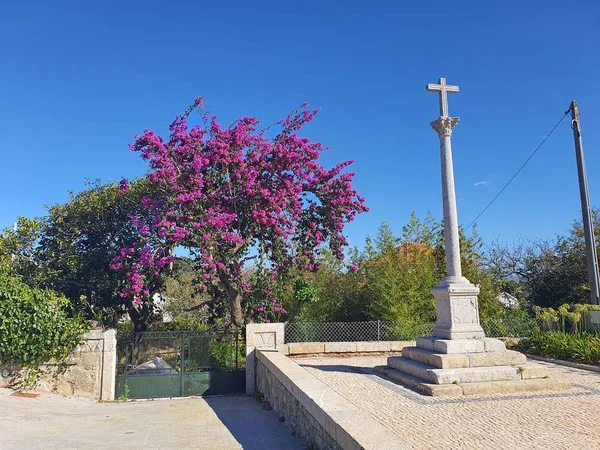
[426, 77, 459, 118]
[376, 79, 560, 396]
[426, 78, 485, 340]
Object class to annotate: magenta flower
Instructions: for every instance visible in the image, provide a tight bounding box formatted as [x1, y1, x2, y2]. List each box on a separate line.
[112, 99, 368, 325]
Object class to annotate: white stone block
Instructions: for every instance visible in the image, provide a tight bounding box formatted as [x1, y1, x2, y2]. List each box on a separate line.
[429, 366, 522, 385]
[324, 342, 356, 353]
[356, 341, 391, 353]
[482, 338, 507, 352]
[433, 339, 485, 354]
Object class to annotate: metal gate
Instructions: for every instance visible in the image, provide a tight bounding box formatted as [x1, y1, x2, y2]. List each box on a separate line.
[115, 329, 245, 399]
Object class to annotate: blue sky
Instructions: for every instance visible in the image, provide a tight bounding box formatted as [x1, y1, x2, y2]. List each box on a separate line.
[1, 0, 599, 250]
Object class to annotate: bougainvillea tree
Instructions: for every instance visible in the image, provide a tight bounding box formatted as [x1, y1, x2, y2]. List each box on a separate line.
[113, 98, 368, 328]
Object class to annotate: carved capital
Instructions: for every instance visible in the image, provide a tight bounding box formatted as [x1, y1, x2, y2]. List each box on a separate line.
[430, 117, 459, 136]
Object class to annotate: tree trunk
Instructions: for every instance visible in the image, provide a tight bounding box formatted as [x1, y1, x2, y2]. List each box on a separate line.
[217, 269, 244, 326]
[128, 303, 150, 333]
[229, 290, 244, 326]
[128, 303, 151, 367]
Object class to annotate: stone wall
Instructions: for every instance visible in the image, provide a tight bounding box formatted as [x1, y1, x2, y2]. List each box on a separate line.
[0, 329, 116, 401]
[282, 340, 412, 356]
[256, 352, 341, 450]
[256, 349, 406, 450]
[245, 322, 286, 394]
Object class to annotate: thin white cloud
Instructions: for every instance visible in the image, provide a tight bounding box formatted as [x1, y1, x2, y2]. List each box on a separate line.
[473, 180, 491, 188]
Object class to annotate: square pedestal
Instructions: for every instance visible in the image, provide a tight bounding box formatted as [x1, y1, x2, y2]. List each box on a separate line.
[431, 277, 485, 339]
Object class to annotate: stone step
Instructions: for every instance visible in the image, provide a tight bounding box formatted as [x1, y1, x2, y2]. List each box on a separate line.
[403, 346, 527, 369]
[402, 347, 470, 369]
[373, 366, 462, 396]
[416, 337, 506, 354]
[387, 356, 525, 384]
[387, 356, 436, 380]
[374, 365, 569, 397]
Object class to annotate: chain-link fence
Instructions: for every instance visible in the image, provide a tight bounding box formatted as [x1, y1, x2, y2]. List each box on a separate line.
[483, 317, 537, 338]
[285, 321, 434, 343]
[285, 318, 537, 343]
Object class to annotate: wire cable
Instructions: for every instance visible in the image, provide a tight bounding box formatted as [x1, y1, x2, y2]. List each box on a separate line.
[465, 109, 571, 230]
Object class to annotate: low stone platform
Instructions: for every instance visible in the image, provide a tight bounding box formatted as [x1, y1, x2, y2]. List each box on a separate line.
[376, 336, 571, 396]
[299, 356, 600, 449]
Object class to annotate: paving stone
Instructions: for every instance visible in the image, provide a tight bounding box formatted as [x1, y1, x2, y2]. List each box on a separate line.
[0, 389, 307, 449]
[300, 356, 599, 450]
[520, 364, 549, 380]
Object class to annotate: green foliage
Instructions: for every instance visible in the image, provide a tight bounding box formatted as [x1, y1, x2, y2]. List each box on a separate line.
[482, 309, 537, 338]
[1, 179, 165, 332]
[520, 332, 600, 365]
[292, 214, 507, 325]
[0, 217, 43, 282]
[364, 237, 438, 323]
[534, 303, 600, 333]
[209, 336, 245, 370]
[117, 317, 211, 333]
[0, 260, 88, 385]
[118, 385, 131, 402]
[161, 268, 211, 327]
[486, 209, 600, 310]
[293, 277, 319, 305]
[294, 250, 367, 322]
[387, 321, 435, 340]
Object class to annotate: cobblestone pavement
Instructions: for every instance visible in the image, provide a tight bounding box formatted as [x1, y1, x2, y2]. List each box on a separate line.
[298, 356, 600, 450]
[0, 388, 306, 450]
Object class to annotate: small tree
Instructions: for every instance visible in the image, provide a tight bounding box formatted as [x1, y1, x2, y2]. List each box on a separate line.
[114, 99, 368, 327]
[1, 179, 157, 330]
[0, 257, 88, 388]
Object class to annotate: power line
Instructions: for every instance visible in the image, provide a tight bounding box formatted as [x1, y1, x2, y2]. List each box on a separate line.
[465, 109, 571, 230]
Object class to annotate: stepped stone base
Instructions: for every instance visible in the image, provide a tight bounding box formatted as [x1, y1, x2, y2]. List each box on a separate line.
[374, 365, 571, 397]
[377, 336, 570, 396]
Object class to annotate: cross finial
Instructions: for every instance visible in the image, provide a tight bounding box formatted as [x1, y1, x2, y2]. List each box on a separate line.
[426, 78, 459, 117]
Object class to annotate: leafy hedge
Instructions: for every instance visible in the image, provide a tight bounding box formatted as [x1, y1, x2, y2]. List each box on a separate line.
[0, 264, 88, 383]
[519, 331, 600, 365]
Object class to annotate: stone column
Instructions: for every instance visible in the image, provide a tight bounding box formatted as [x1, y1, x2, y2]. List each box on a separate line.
[245, 323, 285, 394]
[434, 117, 463, 281]
[99, 329, 117, 402]
[430, 117, 485, 340]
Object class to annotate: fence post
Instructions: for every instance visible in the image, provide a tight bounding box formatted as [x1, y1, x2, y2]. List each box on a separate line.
[377, 320, 381, 341]
[179, 332, 185, 397]
[235, 330, 239, 371]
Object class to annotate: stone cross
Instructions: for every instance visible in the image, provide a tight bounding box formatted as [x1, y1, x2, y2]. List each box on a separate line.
[426, 78, 459, 118]
[426, 77, 485, 340]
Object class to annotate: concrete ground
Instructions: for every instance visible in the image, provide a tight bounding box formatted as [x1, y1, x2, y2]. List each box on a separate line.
[0, 389, 307, 450]
[298, 356, 600, 450]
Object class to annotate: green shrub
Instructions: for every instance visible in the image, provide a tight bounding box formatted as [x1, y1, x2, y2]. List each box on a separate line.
[0, 264, 88, 385]
[210, 334, 245, 370]
[520, 331, 600, 365]
[116, 316, 209, 333]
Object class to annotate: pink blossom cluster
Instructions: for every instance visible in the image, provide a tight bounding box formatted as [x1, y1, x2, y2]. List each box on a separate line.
[255, 297, 287, 323]
[113, 100, 368, 323]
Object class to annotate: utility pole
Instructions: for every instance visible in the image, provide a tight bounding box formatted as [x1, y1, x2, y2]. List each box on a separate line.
[570, 100, 600, 305]
[10, 222, 17, 269]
